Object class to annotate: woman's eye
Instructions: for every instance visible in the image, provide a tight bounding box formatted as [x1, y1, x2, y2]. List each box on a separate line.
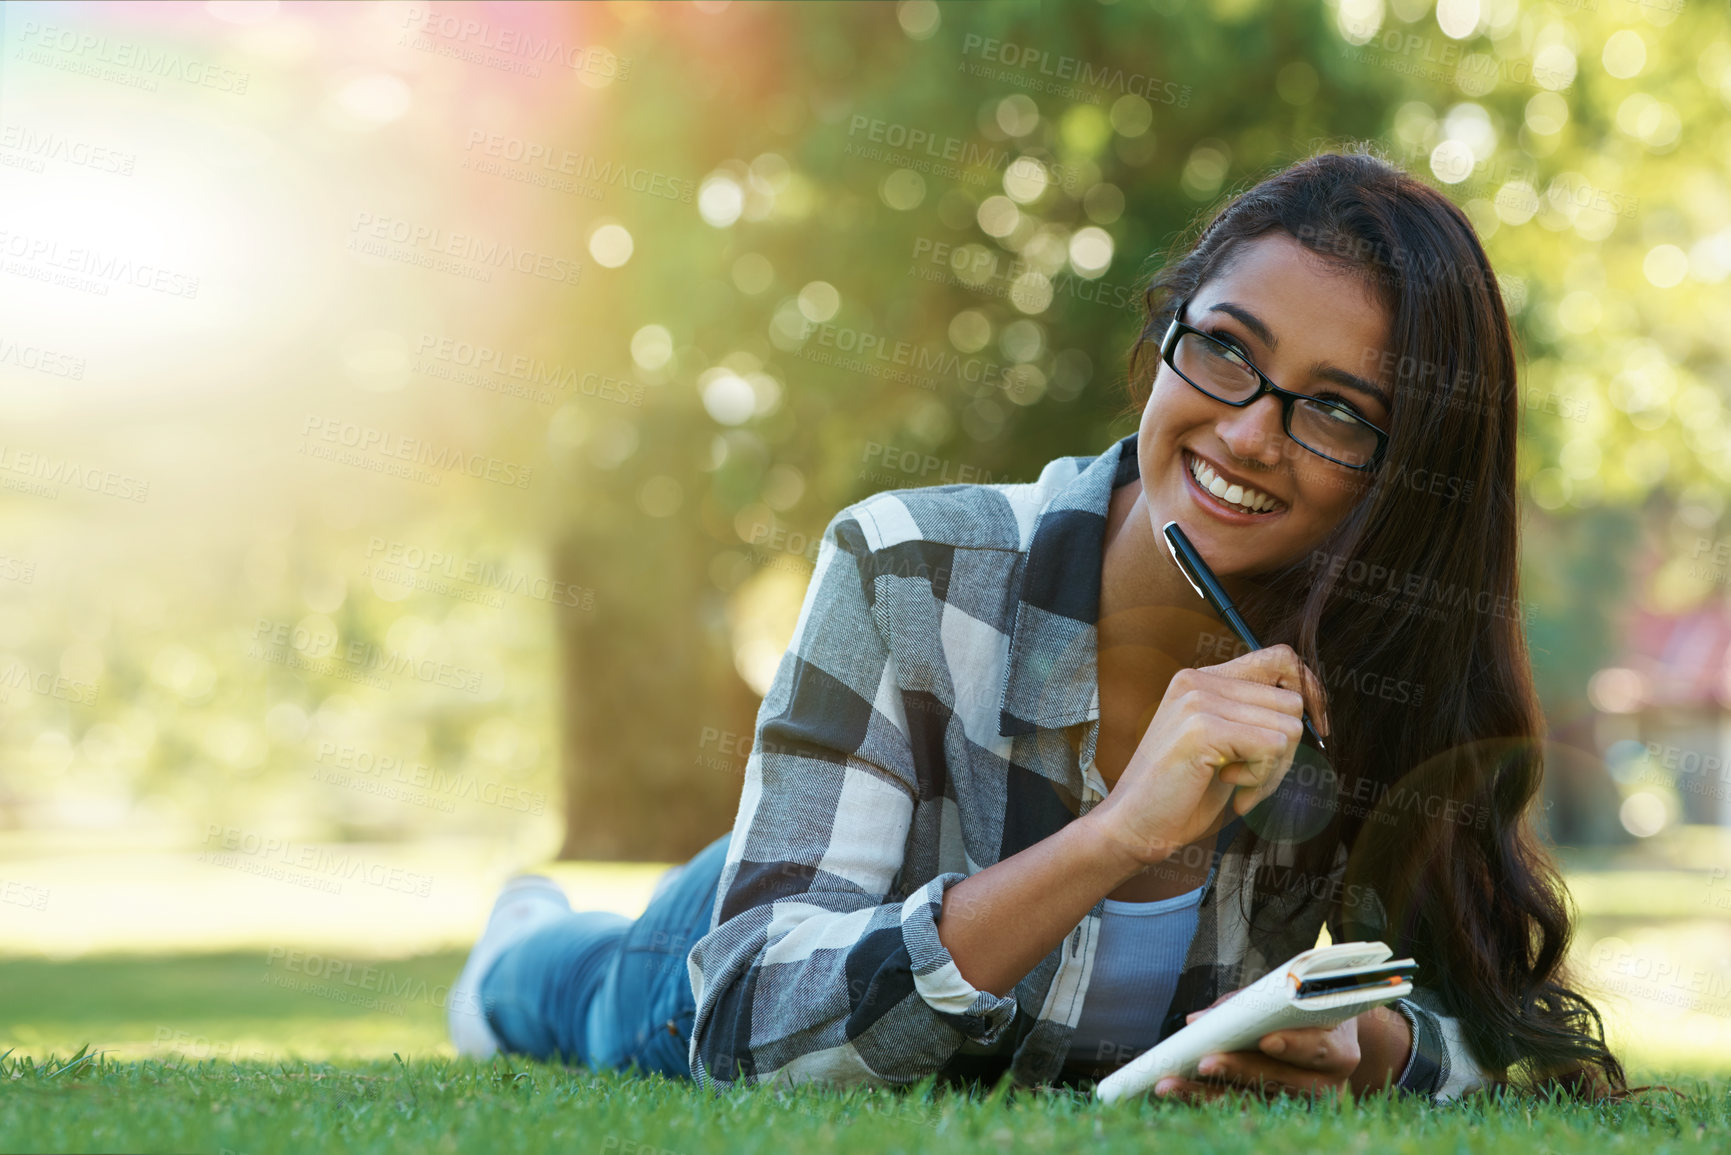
[1205, 333, 1252, 365]
[1313, 399, 1368, 426]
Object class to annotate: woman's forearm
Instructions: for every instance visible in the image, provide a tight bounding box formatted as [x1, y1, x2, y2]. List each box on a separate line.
[1348, 1004, 1413, 1094]
[935, 810, 1149, 998]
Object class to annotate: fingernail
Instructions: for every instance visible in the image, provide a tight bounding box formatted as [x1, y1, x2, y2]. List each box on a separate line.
[1155, 1078, 1176, 1096]
[1264, 1036, 1286, 1055]
[1198, 1059, 1219, 1076]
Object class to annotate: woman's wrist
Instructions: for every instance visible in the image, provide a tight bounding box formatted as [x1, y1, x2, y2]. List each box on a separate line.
[939, 807, 1155, 998]
[1077, 805, 1174, 874]
[1347, 1003, 1413, 1095]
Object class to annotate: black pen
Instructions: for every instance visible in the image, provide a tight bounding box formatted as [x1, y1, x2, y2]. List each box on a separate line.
[1161, 520, 1327, 752]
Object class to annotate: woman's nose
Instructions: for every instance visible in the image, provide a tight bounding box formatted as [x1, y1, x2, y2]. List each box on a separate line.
[1215, 394, 1288, 467]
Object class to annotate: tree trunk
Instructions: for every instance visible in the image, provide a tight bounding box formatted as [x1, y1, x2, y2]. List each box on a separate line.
[553, 518, 760, 862]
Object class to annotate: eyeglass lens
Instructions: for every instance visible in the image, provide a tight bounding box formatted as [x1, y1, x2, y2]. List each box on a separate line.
[1171, 331, 1378, 466]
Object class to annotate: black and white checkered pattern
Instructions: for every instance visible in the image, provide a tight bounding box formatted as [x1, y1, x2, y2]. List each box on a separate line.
[687, 432, 1482, 1100]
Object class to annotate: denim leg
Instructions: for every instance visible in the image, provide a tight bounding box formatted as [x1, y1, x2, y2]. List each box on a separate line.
[479, 911, 631, 1062]
[478, 832, 734, 1076]
[586, 832, 734, 1078]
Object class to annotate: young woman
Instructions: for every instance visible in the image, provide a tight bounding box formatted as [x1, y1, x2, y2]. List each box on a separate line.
[448, 149, 1626, 1103]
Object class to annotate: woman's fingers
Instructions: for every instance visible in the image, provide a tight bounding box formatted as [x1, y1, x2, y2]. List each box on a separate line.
[1257, 1028, 1348, 1070]
[1298, 660, 1330, 740]
[1192, 1049, 1351, 1096]
[1232, 747, 1303, 813]
[1155, 1066, 1337, 1102]
[1105, 644, 1323, 866]
[1153, 1076, 1227, 1101]
[1193, 699, 1305, 809]
[1158, 1003, 1355, 1102]
[1191, 665, 1308, 718]
[1208, 644, 1330, 738]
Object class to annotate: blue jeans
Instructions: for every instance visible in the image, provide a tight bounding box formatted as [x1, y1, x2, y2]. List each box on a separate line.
[479, 832, 732, 1078]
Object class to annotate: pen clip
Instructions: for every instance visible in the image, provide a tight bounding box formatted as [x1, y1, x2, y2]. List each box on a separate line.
[1161, 520, 1207, 603]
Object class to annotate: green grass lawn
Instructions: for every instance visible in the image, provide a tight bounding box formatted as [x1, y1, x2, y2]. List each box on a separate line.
[2, 951, 1727, 1154]
[3, 1051, 1726, 1155]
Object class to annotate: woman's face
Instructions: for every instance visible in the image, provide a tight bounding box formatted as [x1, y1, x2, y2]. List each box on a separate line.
[1138, 231, 1395, 578]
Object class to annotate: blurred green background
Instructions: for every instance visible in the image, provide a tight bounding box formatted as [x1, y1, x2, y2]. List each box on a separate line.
[0, 0, 1726, 1080]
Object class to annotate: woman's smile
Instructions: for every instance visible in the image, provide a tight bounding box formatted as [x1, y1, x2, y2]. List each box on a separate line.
[1180, 448, 1287, 523]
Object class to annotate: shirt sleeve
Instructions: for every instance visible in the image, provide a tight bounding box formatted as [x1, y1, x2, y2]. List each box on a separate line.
[1386, 986, 1493, 1103]
[686, 506, 1019, 1092]
[1324, 872, 1492, 1103]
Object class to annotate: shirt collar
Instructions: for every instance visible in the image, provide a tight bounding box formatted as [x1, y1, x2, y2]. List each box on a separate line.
[997, 432, 1141, 739]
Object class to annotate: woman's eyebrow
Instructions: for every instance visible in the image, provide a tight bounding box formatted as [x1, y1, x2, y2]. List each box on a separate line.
[1312, 365, 1393, 411]
[1208, 300, 1393, 412]
[1206, 302, 1275, 348]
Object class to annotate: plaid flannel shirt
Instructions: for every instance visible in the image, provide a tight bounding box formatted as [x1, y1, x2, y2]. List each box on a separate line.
[687, 431, 1487, 1101]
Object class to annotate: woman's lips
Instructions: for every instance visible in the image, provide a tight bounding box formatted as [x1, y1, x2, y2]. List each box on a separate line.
[1181, 450, 1285, 525]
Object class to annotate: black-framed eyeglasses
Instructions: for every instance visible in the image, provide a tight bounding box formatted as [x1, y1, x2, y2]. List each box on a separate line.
[1160, 297, 1389, 471]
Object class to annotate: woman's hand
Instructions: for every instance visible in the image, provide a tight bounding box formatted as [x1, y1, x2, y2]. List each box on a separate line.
[1150, 991, 1412, 1101]
[1086, 644, 1330, 868]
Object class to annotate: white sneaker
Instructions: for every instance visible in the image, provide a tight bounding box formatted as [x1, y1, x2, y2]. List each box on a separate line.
[447, 874, 573, 1058]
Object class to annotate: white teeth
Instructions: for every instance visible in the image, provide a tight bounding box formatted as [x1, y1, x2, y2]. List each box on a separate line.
[1188, 454, 1277, 514]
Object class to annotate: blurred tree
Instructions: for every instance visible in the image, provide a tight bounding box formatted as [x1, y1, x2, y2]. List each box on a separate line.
[5, 1, 1720, 857]
[530, 0, 1728, 858]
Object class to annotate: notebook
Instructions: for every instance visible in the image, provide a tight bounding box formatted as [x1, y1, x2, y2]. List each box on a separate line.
[1093, 941, 1416, 1103]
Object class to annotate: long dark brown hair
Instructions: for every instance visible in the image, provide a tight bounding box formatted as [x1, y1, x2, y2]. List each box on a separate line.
[1118, 147, 1626, 1099]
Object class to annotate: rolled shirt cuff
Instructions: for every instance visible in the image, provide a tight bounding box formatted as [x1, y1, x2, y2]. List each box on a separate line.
[1389, 997, 1425, 1090]
[1389, 995, 1448, 1100]
[899, 872, 1020, 1047]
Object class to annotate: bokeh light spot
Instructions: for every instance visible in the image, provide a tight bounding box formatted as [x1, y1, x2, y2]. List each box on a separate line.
[698, 173, 744, 227]
[588, 223, 634, 268]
